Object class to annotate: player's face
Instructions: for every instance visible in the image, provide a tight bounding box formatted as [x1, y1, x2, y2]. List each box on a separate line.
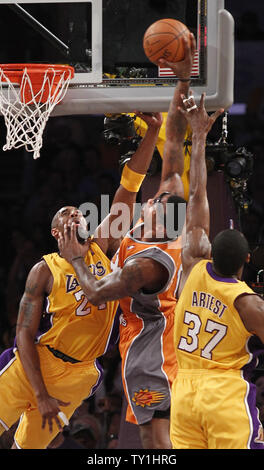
[55, 206, 88, 241]
[141, 192, 171, 235]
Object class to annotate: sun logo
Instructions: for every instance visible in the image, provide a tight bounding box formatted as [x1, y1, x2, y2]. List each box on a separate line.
[132, 389, 165, 407]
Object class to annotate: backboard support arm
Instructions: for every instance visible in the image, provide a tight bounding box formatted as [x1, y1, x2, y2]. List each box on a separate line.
[8, 3, 70, 58]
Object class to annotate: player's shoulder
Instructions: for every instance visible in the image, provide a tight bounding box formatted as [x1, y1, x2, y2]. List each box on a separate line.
[23, 257, 53, 296]
[29, 257, 53, 279]
[235, 291, 263, 310]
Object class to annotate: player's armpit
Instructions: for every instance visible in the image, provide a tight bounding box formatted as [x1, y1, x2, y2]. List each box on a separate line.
[181, 226, 211, 270]
[121, 257, 169, 295]
[235, 293, 264, 343]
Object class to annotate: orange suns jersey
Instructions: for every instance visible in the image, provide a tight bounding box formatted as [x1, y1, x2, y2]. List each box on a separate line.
[37, 242, 119, 362]
[111, 222, 182, 322]
[111, 222, 182, 425]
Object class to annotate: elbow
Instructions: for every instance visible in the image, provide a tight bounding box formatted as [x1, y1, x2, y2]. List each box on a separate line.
[16, 327, 34, 349]
[90, 296, 102, 307]
[189, 190, 207, 204]
[189, 185, 201, 197]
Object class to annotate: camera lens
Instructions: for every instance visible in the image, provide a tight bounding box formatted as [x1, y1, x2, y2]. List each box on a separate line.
[225, 157, 247, 177]
[103, 131, 120, 145]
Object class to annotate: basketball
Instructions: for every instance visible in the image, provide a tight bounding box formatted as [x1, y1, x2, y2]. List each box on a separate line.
[143, 18, 190, 65]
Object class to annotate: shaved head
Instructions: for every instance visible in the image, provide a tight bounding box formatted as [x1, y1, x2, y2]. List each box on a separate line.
[51, 210, 60, 229]
[51, 206, 78, 229]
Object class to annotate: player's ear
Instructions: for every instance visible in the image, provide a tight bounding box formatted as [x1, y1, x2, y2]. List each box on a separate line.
[246, 252, 251, 263]
[51, 228, 59, 240]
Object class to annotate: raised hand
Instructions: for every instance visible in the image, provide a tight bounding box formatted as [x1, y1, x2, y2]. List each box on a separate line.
[178, 91, 224, 136]
[133, 111, 163, 129]
[58, 223, 91, 263]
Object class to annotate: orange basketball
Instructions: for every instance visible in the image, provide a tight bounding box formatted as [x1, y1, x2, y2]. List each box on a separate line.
[143, 18, 190, 65]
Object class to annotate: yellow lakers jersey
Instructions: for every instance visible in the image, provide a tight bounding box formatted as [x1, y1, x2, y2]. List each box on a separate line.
[174, 259, 257, 371]
[38, 242, 119, 362]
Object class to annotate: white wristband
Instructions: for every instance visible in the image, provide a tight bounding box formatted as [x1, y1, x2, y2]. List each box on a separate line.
[58, 411, 69, 426]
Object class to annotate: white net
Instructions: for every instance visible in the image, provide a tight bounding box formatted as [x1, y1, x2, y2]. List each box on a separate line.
[0, 66, 73, 159]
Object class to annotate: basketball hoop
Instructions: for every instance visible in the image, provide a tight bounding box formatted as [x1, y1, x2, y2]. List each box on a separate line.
[0, 63, 74, 159]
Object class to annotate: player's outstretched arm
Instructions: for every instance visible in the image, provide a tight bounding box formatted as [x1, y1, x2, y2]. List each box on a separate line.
[58, 222, 168, 305]
[16, 262, 70, 434]
[93, 112, 163, 257]
[155, 33, 196, 198]
[178, 93, 224, 291]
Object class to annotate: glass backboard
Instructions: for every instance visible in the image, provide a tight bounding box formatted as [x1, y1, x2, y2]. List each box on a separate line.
[0, 0, 234, 114]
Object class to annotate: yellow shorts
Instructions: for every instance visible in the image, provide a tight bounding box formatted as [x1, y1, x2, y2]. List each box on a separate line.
[170, 369, 264, 449]
[0, 345, 101, 449]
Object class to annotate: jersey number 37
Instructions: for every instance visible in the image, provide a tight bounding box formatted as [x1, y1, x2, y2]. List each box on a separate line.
[178, 311, 227, 360]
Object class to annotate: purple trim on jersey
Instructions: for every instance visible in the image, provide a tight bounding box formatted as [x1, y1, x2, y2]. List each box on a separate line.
[104, 306, 121, 353]
[89, 358, 104, 396]
[241, 336, 264, 448]
[0, 347, 15, 371]
[35, 297, 53, 342]
[242, 336, 264, 381]
[36, 315, 53, 339]
[88, 308, 121, 397]
[244, 379, 264, 449]
[206, 262, 238, 283]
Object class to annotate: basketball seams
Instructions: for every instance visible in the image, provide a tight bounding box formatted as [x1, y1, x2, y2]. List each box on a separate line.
[143, 19, 189, 64]
[145, 29, 187, 60]
[150, 19, 185, 35]
[144, 27, 188, 43]
[144, 28, 188, 44]
[145, 32, 177, 39]
[147, 37, 180, 60]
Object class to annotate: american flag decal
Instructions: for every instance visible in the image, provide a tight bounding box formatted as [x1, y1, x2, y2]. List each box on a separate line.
[158, 50, 200, 78]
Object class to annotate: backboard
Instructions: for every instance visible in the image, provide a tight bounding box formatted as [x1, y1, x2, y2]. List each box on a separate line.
[0, 0, 234, 114]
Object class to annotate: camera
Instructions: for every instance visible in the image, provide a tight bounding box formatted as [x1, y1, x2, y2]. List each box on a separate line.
[102, 113, 161, 176]
[205, 142, 254, 180]
[205, 141, 254, 212]
[225, 146, 254, 179]
[103, 114, 137, 145]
